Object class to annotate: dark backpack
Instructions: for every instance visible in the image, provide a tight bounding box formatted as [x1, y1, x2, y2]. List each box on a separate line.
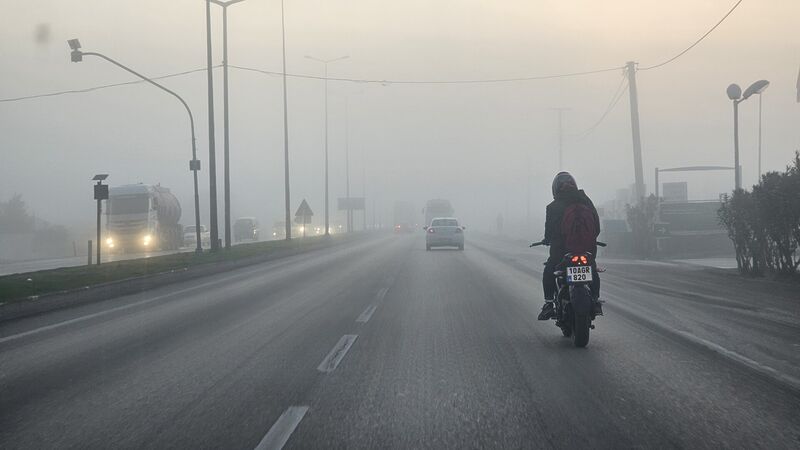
[561, 203, 598, 254]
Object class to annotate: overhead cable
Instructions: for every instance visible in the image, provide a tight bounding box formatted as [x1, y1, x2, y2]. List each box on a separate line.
[639, 0, 744, 70]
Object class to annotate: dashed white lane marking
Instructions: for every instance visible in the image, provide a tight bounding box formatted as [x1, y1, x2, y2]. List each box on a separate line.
[254, 406, 309, 450]
[317, 334, 358, 373]
[356, 304, 377, 323]
[356, 287, 389, 323]
[376, 287, 389, 302]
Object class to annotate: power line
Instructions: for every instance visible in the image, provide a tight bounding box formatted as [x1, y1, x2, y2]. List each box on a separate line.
[229, 64, 625, 84]
[0, 64, 624, 103]
[571, 71, 629, 139]
[0, 67, 212, 103]
[639, 0, 744, 71]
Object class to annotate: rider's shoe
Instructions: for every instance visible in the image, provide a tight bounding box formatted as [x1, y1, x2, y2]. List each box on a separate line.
[538, 300, 556, 320]
[593, 299, 604, 316]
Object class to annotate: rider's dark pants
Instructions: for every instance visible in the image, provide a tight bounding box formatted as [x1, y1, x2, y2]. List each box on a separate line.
[542, 257, 600, 300]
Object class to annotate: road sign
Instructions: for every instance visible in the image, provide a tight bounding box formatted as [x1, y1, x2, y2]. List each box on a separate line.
[294, 199, 313, 223]
[338, 197, 365, 211]
[294, 199, 313, 237]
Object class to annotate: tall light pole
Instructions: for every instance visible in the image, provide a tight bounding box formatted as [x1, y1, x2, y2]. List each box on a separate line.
[68, 39, 203, 253]
[549, 107, 570, 171]
[727, 79, 770, 190]
[753, 81, 770, 179]
[305, 55, 349, 236]
[280, 0, 292, 240]
[345, 97, 352, 233]
[727, 83, 742, 190]
[205, 0, 220, 250]
[210, 0, 247, 249]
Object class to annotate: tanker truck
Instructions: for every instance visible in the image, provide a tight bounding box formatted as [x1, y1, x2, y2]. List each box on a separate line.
[105, 184, 183, 252]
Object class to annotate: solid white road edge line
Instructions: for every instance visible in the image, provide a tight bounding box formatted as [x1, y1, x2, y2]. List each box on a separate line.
[254, 405, 309, 450]
[317, 334, 358, 373]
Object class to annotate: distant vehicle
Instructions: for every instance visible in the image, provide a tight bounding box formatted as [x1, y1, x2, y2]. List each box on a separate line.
[425, 217, 465, 251]
[393, 201, 416, 233]
[183, 224, 210, 248]
[423, 199, 454, 227]
[233, 217, 259, 242]
[272, 221, 311, 239]
[105, 184, 183, 252]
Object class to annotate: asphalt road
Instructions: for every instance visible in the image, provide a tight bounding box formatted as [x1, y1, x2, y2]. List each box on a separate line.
[1, 232, 798, 449]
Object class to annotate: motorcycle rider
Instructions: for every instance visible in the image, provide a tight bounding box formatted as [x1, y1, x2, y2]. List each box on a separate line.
[538, 172, 602, 320]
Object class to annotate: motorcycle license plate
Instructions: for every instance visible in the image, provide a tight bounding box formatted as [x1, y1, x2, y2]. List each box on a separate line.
[567, 266, 592, 283]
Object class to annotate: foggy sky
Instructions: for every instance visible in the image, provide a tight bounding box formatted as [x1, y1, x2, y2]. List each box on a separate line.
[2, 0, 799, 236]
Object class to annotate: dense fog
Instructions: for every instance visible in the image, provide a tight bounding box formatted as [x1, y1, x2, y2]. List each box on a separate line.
[1, 0, 799, 254]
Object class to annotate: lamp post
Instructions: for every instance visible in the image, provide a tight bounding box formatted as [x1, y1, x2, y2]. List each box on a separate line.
[204, 0, 220, 250]
[69, 39, 203, 253]
[305, 55, 348, 235]
[280, 0, 291, 240]
[727, 80, 770, 190]
[751, 81, 770, 179]
[726, 83, 742, 190]
[210, 0, 247, 249]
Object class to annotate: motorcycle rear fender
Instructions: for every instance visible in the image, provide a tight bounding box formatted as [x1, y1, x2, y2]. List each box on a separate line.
[568, 284, 592, 316]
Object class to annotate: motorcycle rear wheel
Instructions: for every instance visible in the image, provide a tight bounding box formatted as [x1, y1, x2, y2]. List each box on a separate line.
[572, 313, 590, 347]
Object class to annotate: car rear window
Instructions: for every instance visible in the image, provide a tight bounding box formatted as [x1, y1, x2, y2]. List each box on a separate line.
[432, 219, 459, 227]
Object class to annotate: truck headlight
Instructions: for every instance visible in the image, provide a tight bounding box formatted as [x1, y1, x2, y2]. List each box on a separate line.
[143, 234, 152, 246]
[106, 237, 114, 248]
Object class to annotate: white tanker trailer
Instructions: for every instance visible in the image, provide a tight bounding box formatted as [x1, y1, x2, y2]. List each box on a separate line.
[105, 184, 183, 252]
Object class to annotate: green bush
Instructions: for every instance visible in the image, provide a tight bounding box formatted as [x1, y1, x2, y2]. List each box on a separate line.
[718, 152, 800, 276]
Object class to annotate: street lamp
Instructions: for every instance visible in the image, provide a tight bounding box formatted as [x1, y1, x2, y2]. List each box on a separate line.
[210, 0, 247, 249]
[204, 0, 221, 250]
[305, 55, 349, 236]
[742, 80, 770, 179]
[727, 79, 769, 190]
[69, 39, 204, 253]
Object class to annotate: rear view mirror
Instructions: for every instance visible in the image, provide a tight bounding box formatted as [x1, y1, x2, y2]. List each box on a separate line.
[461, 226, 466, 230]
[423, 226, 428, 230]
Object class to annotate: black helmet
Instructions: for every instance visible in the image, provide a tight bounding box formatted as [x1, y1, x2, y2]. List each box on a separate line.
[551, 171, 577, 198]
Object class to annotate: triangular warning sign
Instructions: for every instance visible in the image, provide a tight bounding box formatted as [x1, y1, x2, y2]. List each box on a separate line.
[295, 199, 314, 221]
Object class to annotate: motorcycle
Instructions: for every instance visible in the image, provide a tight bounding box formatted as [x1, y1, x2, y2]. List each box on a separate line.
[529, 240, 607, 348]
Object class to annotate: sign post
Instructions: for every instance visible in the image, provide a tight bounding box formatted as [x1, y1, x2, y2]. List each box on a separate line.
[294, 199, 314, 239]
[337, 197, 366, 233]
[92, 174, 109, 265]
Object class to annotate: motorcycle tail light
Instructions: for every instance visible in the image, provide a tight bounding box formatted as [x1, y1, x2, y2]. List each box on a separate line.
[580, 255, 588, 264]
[571, 256, 579, 263]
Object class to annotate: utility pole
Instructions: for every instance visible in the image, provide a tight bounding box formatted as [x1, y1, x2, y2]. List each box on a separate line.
[626, 61, 645, 202]
[211, 0, 248, 249]
[549, 108, 569, 171]
[345, 98, 352, 233]
[304, 55, 348, 236]
[205, 0, 220, 250]
[280, 0, 291, 239]
[362, 151, 367, 231]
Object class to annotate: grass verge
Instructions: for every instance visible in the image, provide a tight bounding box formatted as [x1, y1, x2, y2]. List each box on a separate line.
[0, 236, 336, 303]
